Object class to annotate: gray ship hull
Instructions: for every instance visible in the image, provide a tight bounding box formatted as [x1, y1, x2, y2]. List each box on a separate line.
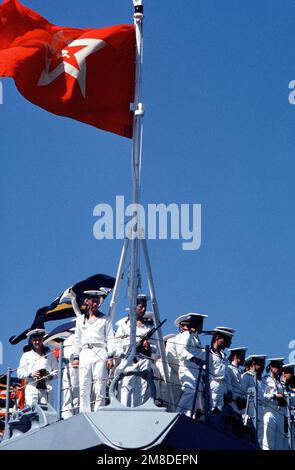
[0, 408, 257, 451]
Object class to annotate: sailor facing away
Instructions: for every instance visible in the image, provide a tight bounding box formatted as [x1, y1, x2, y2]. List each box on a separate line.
[176, 313, 207, 418]
[241, 354, 267, 448]
[165, 316, 190, 411]
[17, 329, 58, 406]
[262, 358, 289, 450]
[62, 331, 80, 419]
[282, 366, 295, 450]
[114, 294, 157, 407]
[209, 328, 234, 413]
[153, 333, 175, 408]
[227, 347, 248, 415]
[73, 290, 114, 412]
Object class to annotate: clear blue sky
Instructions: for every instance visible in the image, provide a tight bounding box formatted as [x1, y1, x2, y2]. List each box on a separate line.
[1, 0, 295, 372]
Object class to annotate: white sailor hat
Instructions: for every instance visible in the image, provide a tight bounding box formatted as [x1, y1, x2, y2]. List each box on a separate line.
[124, 307, 152, 317]
[26, 328, 46, 338]
[186, 312, 208, 319]
[163, 333, 176, 342]
[228, 347, 248, 354]
[83, 289, 108, 298]
[213, 327, 235, 337]
[174, 314, 190, 327]
[282, 363, 295, 372]
[215, 326, 236, 334]
[187, 313, 208, 331]
[137, 294, 148, 304]
[174, 313, 207, 328]
[268, 357, 285, 364]
[244, 354, 267, 364]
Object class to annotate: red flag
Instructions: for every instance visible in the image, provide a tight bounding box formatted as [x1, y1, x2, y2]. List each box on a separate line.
[0, 0, 135, 137]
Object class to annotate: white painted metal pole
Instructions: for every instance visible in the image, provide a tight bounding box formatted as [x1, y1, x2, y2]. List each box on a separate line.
[127, 0, 144, 362]
[141, 236, 175, 410]
[108, 236, 130, 322]
[4, 368, 11, 436]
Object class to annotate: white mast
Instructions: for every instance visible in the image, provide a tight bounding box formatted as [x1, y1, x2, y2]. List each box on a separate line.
[108, 1, 173, 408]
[128, 0, 144, 367]
[109, 0, 144, 369]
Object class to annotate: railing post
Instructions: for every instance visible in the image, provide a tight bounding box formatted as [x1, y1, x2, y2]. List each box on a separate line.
[57, 344, 64, 420]
[204, 346, 210, 422]
[3, 367, 11, 439]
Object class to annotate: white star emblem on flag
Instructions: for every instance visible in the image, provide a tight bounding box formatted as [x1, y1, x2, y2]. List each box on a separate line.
[38, 38, 106, 97]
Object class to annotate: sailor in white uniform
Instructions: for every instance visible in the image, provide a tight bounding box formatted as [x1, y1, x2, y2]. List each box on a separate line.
[241, 354, 267, 447]
[114, 295, 157, 407]
[281, 363, 295, 388]
[282, 365, 295, 450]
[165, 316, 190, 411]
[153, 333, 175, 408]
[17, 328, 58, 406]
[262, 358, 289, 450]
[73, 290, 114, 412]
[176, 313, 208, 418]
[62, 330, 80, 418]
[227, 347, 248, 415]
[209, 328, 234, 413]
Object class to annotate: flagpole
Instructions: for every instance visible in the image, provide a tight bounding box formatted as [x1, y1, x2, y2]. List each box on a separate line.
[127, 3, 173, 409]
[128, 0, 144, 361]
[109, 2, 173, 408]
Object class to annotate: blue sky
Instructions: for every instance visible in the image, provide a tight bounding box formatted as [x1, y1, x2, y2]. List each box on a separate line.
[1, 0, 295, 372]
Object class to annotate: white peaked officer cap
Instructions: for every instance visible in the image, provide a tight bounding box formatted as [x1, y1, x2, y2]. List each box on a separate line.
[215, 326, 236, 334]
[26, 328, 46, 338]
[282, 363, 295, 371]
[83, 289, 108, 297]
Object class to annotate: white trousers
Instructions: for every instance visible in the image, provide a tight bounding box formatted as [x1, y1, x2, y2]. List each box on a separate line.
[209, 378, 226, 411]
[62, 364, 80, 419]
[79, 346, 108, 412]
[169, 369, 182, 411]
[262, 408, 289, 450]
[247, 403, 264, 448]
[25, 382, 53, 406]
[177, 362, 204, 417]
[120, 358, 151, 407]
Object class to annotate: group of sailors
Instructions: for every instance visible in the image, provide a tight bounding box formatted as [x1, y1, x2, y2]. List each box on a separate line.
[15, 290, 295, 450]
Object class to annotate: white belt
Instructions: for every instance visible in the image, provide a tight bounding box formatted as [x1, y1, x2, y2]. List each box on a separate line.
[82, 342, 104, 349]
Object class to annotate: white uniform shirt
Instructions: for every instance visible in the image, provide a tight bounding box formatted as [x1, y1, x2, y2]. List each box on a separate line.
[177, 330, 205, 363]
[166, 334, 181, 374]
[263, 375, 287, 415]
[209, 349, 231, 388]
[63, 334, 75, 361]
[288, 388, 295, 424]
[115, 317, 157, 358]
[17, 348, 58, 384]
[228, 364, 245, 399]
[242, 370, 265, 418]
[74, 313, 114, 357]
